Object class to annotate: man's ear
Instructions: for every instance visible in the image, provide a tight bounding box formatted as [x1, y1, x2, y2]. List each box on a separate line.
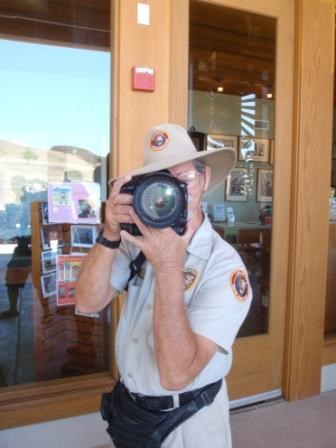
[203, 166, 211, 192]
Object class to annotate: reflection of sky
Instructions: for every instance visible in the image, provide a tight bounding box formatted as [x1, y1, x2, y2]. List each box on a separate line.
[0, 39, 110, 156]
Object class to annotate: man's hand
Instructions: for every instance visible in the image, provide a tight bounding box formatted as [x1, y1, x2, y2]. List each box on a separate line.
[120, 210, 194, 273]
[103, 176, 134, 240]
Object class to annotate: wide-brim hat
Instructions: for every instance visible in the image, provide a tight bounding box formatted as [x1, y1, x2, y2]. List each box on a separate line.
[111, 123, 236, 193]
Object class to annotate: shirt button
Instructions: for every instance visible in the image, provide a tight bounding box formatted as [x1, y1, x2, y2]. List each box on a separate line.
[132, 338, 138, 344]
[127, 372, 133, 378]
[146, 304, 152, 310]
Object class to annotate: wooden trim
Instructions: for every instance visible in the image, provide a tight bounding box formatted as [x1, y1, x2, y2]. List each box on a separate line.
[0, 0, 110, 49]
[0, 373, 115, 430]
[168, 0, 189, 125]
[197, 0, 281, 17]
[110, 0, 120, 179]
[111, 0, 172, 179]
[283, 0, 335, 400]
[199, 0, 294, 401]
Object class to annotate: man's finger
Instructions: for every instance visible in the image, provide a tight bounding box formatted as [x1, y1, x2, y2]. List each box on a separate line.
[116, 193, 133, 205]
[113, 205, 134, 215]
[129, 209, 151, 236]
[120, 230, 144, 251]
[110, 175, 132, 195]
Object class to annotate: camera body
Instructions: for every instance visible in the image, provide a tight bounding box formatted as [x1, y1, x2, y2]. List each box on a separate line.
[120, 171, 188, 236]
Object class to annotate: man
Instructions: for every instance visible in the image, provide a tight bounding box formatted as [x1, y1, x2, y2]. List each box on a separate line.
[75, 123, 252, 448]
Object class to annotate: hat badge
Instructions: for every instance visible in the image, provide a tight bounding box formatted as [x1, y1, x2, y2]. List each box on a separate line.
[150, 130, 169, 151]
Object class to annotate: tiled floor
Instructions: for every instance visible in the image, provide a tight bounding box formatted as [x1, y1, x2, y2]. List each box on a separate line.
[1, 390, 336, 447]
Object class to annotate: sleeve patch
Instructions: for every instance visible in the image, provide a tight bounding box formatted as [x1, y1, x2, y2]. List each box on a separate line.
[230, 270, 249, 302]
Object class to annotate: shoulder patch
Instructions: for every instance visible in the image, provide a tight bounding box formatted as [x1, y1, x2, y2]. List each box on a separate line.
[230, 270, 249, 302]
[183, 268, 198, 291]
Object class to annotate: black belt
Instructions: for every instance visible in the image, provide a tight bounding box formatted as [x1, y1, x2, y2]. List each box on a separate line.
[122, 379, 222, 412]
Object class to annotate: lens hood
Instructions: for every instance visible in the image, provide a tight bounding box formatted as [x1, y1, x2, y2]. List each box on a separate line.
[120, 171, 188, 235]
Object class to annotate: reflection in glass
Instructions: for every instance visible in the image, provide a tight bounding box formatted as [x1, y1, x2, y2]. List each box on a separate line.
[0, 1, 110, 387]
[189, 1, 276, 337]
[325, 25, 336, 337]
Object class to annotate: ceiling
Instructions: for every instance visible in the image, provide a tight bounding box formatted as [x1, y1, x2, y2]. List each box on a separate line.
[0, 0, 110, 48]
[189, 1, 276, 99]
[0, 0, 276, 99]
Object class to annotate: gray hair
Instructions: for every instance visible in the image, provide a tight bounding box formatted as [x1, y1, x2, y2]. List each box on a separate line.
[192, 158, 207, 174]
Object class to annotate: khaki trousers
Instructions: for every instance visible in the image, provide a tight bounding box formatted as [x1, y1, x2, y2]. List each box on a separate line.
[162, 381, 232, 448]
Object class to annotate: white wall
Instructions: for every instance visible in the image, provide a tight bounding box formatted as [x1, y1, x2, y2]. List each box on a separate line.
[0, 413, 113, 448]
[321, 364, 336, 393]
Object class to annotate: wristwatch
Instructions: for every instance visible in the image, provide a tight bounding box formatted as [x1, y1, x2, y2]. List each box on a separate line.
[95, 232, 121, 249]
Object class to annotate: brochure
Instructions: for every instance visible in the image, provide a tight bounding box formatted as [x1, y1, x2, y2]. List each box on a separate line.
[71, 224, 98, 248]
[47, 182, 101, 224]
[41, 272, 57, 298]
[56, 253, 86, 307]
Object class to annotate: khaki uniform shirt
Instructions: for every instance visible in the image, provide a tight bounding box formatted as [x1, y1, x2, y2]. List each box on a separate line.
[110, 216, 252, 396]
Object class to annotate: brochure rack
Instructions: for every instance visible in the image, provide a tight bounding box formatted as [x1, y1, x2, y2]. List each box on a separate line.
[31, 202, 109, 381]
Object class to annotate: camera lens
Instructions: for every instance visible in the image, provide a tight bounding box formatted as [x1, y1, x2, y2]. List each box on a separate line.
[141, 183, 177, 219]
[133, 173, 186, 229]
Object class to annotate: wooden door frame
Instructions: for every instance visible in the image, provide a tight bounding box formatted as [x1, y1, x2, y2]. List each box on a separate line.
[1, 0, 334, 431]
[284, 0, 335, 400]
[111, 0, 335, 400]
[180, 0, 295, 399]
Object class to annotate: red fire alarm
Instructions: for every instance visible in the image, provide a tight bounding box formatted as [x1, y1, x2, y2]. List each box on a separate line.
[132, 66, 155, 91]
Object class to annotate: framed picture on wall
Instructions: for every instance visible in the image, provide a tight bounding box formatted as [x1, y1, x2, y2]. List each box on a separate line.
[257, 169, 273, 202]
[239, 137, 270, 162]
[207, 134, 238, 153]
[188, 128, 207, 151]
[269, 139, 275, 164]
[225, 168, 248, 202]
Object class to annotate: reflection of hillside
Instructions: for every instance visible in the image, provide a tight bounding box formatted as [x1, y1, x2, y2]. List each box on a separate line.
[0, 140, 101, 206]
[0, 140, 102, 241]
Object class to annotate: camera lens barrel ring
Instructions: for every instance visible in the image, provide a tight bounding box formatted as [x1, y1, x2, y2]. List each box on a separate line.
[133, 172, 187, 229]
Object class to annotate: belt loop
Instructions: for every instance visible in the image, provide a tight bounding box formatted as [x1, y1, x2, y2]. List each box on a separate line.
[172, 394, 180, 409]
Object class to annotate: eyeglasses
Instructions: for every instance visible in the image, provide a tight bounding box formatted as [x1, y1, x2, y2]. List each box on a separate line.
[174, 170, 202, 185]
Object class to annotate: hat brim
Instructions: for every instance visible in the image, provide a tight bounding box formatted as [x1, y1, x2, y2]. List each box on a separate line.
[110, 147, 236, 194]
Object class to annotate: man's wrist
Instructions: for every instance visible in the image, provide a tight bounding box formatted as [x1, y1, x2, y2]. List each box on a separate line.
[96, 232, 121, 249]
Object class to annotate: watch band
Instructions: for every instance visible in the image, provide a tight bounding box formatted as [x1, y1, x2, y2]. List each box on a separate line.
[95, 232, 121, 249]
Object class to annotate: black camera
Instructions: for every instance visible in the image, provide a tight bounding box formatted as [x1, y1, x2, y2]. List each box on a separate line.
[120, 170, 188, 236]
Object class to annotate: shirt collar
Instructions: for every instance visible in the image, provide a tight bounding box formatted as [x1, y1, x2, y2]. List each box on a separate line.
[187, 214, 213, 260]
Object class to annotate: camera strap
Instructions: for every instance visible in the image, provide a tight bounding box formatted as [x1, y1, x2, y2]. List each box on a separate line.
[126, 251, 146, 290]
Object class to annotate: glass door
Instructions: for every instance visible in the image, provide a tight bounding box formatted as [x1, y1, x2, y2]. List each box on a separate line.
[0, 0, 111, 424]
[188, 0, 294, 402]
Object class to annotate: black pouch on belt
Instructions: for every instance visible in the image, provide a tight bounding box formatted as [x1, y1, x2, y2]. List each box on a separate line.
[100, 379, 222, 448]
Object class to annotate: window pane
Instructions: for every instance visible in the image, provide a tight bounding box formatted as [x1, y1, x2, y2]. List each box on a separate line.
[189, 1, 276, 337]
[325, 19, 336, 337]
[0, 1, 110, 387]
